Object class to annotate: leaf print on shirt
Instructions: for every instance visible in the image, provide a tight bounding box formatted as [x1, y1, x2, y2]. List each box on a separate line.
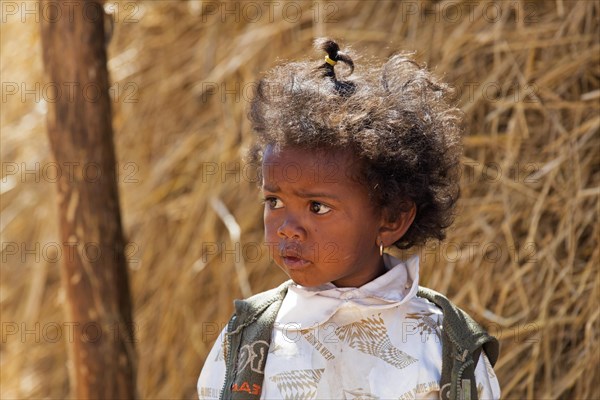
[269, 368, 325, 400]
[406, 310, 442, 339]
[334, 314, 417, 369]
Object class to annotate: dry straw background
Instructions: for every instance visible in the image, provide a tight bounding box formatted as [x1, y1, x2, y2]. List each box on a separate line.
[1, 0, 599, 399]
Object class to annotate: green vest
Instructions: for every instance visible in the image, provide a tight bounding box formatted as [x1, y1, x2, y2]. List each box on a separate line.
[219, 280, 499, 400]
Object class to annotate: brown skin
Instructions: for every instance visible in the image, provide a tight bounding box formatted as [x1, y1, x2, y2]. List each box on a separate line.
[262, 145, 416, 288]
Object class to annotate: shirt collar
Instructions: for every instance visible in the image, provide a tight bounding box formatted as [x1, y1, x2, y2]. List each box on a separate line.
[275, 254, 420, 330]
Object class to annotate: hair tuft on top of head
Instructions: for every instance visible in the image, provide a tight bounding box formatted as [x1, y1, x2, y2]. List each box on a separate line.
[314, 38, 339, 57]
[314, 38, 354, 77]
[314, 37, 355, 96]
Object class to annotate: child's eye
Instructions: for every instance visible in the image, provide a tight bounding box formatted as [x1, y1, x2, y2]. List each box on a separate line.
[310, 201, 331, 215]
[263, 196, 283, 209]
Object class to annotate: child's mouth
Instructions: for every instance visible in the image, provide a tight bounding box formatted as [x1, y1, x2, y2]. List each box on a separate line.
[282, 256, 311, 270]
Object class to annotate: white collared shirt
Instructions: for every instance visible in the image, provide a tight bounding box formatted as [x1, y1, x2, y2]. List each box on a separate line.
[198, 254, 501, 399]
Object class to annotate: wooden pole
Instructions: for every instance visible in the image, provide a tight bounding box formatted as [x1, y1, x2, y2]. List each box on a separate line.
[40, 0, 137, 398]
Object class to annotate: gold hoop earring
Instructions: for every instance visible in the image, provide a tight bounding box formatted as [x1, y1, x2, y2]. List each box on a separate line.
[379, 241, 384, 257]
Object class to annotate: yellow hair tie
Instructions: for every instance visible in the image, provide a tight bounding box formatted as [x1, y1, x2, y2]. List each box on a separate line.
[324, 55, 337, 66]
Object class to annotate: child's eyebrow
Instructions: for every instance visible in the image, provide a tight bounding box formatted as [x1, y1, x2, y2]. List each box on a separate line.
[293, 189, 340, 202]
[262, 183, 340, 201]
[262, 183, 280, 193]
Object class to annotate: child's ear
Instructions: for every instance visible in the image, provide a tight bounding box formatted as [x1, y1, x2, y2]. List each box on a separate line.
[377, 202, 416, 247]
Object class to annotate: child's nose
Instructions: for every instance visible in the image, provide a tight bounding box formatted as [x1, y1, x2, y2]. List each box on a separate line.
[277, 216, 306, 240]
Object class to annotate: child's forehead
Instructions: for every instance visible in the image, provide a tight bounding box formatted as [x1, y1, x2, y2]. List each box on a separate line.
[261, 144, 362, 187]
[262, 146, 356, 173]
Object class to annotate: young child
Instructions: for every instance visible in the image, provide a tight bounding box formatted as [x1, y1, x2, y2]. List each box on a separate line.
[197, 39, 501, 400]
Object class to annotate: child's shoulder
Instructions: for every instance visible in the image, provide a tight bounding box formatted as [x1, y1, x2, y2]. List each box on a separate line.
[414, 285, 500, 364]
[242, 280, 293, 305]
[414, 285, 482, 328]
[406, 287, 446, 319]
[232, 280, 294, 320]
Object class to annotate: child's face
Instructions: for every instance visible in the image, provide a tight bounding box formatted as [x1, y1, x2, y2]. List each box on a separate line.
[261, 145, 387, 288]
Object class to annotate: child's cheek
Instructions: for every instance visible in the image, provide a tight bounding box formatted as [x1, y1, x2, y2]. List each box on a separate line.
[263, 215, 278, 239]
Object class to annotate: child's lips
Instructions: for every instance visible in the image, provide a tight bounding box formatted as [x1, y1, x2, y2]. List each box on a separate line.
[282, 255, 311, 270]
[280, 243, 312, 270]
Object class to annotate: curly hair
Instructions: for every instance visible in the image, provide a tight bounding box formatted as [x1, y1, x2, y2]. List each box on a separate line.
[247, 38, 463, 249]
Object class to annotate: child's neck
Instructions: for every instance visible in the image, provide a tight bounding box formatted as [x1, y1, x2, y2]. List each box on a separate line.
[332, 257, 387, 288]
